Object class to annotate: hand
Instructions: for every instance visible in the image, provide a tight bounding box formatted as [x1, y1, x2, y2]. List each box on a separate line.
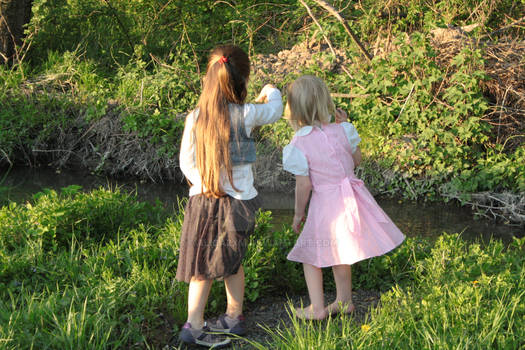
[292, 213, 305, 233]
[335, 108, 348, 123]
[255, 84, 277, 103]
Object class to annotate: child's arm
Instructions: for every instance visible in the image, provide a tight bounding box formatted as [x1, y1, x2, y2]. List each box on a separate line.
[352, 146, 362, 167]
[334, 108, 348, 123]
[293, 175, 312, 233]
[244, 84, 283, 135]
[179, 111, 201, 186]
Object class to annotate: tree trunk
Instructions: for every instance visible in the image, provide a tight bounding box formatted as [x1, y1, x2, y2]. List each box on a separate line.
[0, 0, 33, 64]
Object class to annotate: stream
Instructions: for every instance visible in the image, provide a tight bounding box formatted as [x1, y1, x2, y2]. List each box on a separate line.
[1, 167, 522, 243]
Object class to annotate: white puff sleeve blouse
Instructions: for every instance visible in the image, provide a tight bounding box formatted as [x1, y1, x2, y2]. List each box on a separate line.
[283, 144, 309, 176]
[341, 122, 361, 154]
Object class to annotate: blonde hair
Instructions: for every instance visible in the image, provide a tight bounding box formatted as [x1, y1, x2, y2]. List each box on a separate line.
[285, 75, 335, 130]
[194, 45, 250, 198]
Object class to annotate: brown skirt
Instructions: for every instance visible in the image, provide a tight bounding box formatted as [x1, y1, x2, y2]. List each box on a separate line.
[175, 194, 261, 283]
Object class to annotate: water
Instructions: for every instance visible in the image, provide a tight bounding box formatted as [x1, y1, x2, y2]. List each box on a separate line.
[1, 167, 522, 243]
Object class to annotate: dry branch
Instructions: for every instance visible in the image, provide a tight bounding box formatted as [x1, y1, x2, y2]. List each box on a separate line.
[331, 92, 370, 98]
[484, 15, 525, 38]
[308, 0, 372, 62]
[298, 0, 337, 57]
[442, 189, 525, 226]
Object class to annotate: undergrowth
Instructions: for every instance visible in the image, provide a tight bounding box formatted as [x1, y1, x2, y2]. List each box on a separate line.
[0, 187, 523, 348]
[1, 0, 524, 221]
[252, 234, 525, 349]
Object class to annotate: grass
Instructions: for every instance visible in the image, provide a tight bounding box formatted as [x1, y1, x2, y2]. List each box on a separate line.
[251, 235, 525, 349]
[0, 186, 523, 349]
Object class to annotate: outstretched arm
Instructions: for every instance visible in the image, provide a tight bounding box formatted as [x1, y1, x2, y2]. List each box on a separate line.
[244, 84, 283, 135]
[293, 175, 312, 233]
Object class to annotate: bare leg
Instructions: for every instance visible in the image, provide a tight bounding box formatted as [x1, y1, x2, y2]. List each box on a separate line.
[224, 265, 245, 318]
[187, 277, 213, 329]
[327, 265, 355, 315]
[296, 263, 327, 320]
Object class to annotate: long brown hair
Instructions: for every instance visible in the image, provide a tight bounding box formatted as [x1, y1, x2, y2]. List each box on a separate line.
[194, 45, 250, 198]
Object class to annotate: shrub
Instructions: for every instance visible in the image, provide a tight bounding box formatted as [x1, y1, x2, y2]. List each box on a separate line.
[0, 186, 165, 252]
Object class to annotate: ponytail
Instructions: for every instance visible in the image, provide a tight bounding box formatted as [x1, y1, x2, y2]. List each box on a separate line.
[193, 45, 250, 198]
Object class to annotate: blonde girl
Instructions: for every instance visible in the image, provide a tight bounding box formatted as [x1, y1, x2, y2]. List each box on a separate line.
[176, 45, 283, 347]
[283, 75, 405, 320]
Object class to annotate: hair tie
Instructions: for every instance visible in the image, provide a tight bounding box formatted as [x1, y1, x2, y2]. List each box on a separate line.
[219, 56, 228, 64]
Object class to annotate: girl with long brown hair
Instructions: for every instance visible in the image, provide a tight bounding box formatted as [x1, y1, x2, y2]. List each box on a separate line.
[176, 45, 282, 348]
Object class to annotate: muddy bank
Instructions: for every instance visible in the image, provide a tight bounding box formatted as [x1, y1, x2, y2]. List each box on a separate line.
[2, 36, 524, 225]
[3, 166, 521, 242]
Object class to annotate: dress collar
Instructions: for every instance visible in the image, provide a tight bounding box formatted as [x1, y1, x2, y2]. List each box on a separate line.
[295, 123, 332, 137]
[295, 126, 313, 136]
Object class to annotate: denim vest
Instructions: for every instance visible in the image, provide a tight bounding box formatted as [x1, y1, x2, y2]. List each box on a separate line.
[229, 104, 256, 165]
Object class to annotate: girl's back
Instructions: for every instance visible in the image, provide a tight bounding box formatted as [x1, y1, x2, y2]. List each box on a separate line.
[284, 120, 404, 268]
[282, 74, 404, 321]
[287, 122, 360, 189]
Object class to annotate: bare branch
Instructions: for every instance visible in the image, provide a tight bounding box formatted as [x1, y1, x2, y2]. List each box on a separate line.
[298, 0, 336, 57]
[484, 16, 525, 38]
[308, 0, 372, 62]
[331, 92, 370, 98]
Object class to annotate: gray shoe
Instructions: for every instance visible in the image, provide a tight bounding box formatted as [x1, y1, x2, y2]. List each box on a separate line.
[179, 322, 231, 348]
[207, 314, 246, 336]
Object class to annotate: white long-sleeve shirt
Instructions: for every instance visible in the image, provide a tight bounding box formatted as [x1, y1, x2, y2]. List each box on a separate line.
[179, 85, 283, 199]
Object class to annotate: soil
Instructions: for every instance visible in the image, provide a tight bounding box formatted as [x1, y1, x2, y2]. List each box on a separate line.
[252, 40, 351, 83]
[236, 289, 381, 348]
[165, 289, 381, 349]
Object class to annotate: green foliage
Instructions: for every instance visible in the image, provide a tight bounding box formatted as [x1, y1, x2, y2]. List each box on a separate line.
[345, 34, 497, 191]
[0, 186, 165, 252]
[352, 237, 431, 291]
[253, 234, 525, 349]
[0, 50, 196, 161]
[246, 211, 306, 297]
[261, 32, 524, 197]
[450, 145, 525, 192]
[344, 33, 524, 194]
[335, 0, 523, 43]
[1, 187, 523, 348]
[0, 189, 180, 348]
[0, 89, 73, 163]
[27, 0, 302, 66]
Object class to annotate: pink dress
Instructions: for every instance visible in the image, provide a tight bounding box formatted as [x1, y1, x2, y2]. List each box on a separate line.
[282, 123, 405, 267]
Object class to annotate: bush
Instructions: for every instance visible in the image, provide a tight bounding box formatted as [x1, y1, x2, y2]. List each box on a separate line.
[0, 185, 165, 252]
